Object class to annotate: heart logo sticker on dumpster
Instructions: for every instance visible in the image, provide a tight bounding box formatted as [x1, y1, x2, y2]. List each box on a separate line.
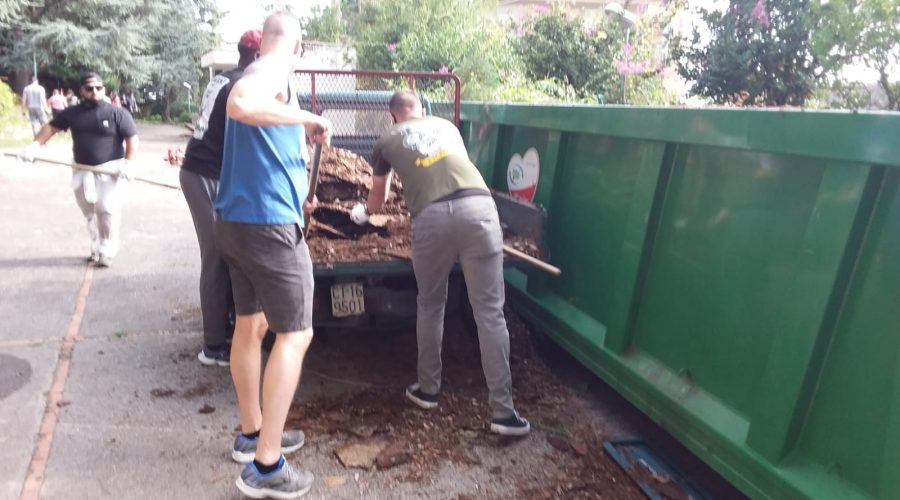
[507, 147, 540, 202]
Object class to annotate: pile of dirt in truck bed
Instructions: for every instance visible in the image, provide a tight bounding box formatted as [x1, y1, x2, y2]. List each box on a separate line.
[306, 146, 542, 266]
[286, 307, 647, 499]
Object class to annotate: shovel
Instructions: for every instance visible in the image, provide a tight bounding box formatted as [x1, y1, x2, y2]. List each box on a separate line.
[4, 152, 180, 190]
[302, 143, 323, 238]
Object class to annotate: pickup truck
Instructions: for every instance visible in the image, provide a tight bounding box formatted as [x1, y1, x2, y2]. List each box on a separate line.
[294, 70, 547, 330]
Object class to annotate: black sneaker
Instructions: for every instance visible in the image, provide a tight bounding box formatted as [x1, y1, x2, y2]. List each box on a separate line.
[198, 344, 230, 367]
[404, 383, 439, 410]
[490, 412, 530, 436]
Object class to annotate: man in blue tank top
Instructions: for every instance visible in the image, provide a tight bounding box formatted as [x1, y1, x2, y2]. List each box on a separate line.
[214, 12, 331, 499]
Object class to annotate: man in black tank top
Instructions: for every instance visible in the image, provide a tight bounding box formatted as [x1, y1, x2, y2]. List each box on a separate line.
[180, 29, 261, 367]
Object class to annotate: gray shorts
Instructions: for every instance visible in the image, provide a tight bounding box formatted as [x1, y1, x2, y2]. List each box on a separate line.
[28, 108, 46, 123]
[214, 219, 314, 332]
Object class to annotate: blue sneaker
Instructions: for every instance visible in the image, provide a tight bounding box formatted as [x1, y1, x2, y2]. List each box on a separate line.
[232, 430, 306, 463]
[236, 456, 313, 499]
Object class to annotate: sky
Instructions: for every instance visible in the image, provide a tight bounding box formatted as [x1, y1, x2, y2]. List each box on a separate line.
[214, 0, 332, 44]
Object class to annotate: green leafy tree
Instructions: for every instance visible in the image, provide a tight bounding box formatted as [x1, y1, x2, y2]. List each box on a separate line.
[513, 3, 619, 101]
[351, 0, 516, 100]
[674, 0, 820, 106]
[302, 3, 347, 43]
[812, 0, 900, 109]
[145, 0, 218, 121]
[0, 0, 218, 121]
[0, 0, 151, 87]
[0, 0, 31, 27]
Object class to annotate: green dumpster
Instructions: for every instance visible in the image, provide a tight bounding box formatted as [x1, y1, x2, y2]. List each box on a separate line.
[460, 103, 900, 500]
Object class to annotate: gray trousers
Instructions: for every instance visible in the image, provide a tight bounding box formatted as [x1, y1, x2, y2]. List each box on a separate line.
[71, 169, 125, 259]
[411, 195, 516, 419]
[28, 107, 46, 136]
[180, 169, 233, 347]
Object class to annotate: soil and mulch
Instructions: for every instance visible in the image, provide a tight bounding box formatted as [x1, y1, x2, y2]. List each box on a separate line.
[305, 146, 542, 266]
[286, 308, 651, 499]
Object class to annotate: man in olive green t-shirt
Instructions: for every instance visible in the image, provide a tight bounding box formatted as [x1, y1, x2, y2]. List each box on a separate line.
[350, 90, 529, 436]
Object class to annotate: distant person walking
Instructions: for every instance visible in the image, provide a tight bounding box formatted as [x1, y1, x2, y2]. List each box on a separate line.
[48, 89, 68, 120]
[124, 91, 138, 116]
[22, 77, 48, 137]
[180, 29, 261, 367]
[217, 12, 331, 498]
[66, 89, 79, 107]
[22, 72, 139, 268]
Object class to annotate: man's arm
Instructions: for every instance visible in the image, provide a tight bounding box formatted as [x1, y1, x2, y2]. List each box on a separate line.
[226, 72, 328, 132]
[20, 124, 60, 161]
[124, 135, 139, 161]
[33, 124, 60, 145]
[366, 172, 393, 214]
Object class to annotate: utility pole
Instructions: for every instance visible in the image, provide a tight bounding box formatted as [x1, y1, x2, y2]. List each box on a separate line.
[183, 82, 193, 114]
[604, 3, 638, 104]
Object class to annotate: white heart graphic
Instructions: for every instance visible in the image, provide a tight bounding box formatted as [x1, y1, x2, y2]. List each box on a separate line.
[507, 147, 540, 202]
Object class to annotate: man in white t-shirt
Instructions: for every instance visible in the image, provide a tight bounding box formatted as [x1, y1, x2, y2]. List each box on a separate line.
[22, 77, 48, 137]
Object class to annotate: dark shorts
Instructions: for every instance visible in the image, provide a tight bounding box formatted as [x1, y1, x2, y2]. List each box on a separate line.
[214, 219, 314, 332]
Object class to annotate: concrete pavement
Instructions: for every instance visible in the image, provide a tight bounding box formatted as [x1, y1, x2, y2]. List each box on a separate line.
[0, 126, 532, 500]
[0, 131, 248, 499]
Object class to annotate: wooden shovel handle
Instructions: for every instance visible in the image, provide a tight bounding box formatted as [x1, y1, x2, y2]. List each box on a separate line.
[502, 244, 561, 276]
[303, 143, 323, 237]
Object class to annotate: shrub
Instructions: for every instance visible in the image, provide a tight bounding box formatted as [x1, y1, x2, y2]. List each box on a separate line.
[513, 4, 620, 101]
[0, 81, 16, 115]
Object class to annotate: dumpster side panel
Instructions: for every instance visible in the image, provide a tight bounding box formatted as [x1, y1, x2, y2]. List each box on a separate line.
[460, 103, 900, 500]
[634, 145, 824, 417]
[795, 170, 900, 499]
[547, 134, 664, 327]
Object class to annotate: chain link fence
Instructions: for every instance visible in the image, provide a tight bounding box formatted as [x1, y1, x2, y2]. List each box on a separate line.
[291, 70, 461, 163]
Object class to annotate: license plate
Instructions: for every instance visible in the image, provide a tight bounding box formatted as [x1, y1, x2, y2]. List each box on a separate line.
[330, 282, 365, 318]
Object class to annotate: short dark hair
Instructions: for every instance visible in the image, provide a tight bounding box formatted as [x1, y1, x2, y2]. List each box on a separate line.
[79, 72, 102, 86]
[389, 90, 420, 113]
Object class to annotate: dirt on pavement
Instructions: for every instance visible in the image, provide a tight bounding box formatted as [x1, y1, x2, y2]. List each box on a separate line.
[285, 307, 648, 500]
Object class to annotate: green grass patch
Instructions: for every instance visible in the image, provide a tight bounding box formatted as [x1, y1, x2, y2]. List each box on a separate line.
[0, 109, 34, 148]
